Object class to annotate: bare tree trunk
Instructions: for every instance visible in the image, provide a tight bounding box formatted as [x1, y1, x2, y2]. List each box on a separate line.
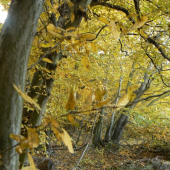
[0, 1, 44, 169]
[105, 77, 123, 143]
[93, 107, 105, 147]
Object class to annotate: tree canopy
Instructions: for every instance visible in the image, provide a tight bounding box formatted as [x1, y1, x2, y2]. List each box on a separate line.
[0, 0, 170, 169]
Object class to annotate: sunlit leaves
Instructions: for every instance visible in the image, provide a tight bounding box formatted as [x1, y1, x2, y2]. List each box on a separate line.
[98, 16, 109, 24]
[62, 129, 74, 153]
[13, 84, 41, 110]
[67, 114, 79, 127]
[109, 21, 120, 41]
[42, 58, 53, 63]
[95, 88, 107, 102]
[81, 55, 90, 71]
[79, 33, 96, 40]
[10, 128, 39, 154]
[131, 16, 148, 30]
[96, 98, 110, 108]
[65, 86, 77, 110]
[53, 127, 74, 153]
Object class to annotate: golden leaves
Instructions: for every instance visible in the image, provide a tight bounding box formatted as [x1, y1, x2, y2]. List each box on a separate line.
[44, 115, 74, 153]
[116, 85, 139, 108]
[13, 84, 41, 110]
[10, 128, 39, 154]
[109, 21, 120, 41]
[83, 91, 95, 108]
[71, 13, 75, 23]
[42, 58, 53, 63]
[131, 16, 148, 30]
[65, 86, 77, 110]
[95, 88, 107, 102]
[90, 42, 97, 53]
[96, 99, 110, 108]
[98, 16, 109, 24]
[81, 55, 90, 71]
[62, 129, 74, 153]
[67, 114, 79, 127]
[79, 33, 96, 40]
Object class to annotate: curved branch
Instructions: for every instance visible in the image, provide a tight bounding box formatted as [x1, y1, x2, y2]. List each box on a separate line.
[91, 2, 135, 24]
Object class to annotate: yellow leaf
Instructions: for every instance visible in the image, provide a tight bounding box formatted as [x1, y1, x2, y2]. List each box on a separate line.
[116, 93, 130, 107]
[15, 146, 23, 154]
[109, 21, 120, 41]
[28, 153, 36, 170]
[42, 58, 53, 63]
[44, 115, 60, 128]
[98, 16, 109, 24]
[52, 127, 63, 140]
[40, 43, 52, 48]
[83, 92, 95, 108]
[67, 114, 79, 127]
[65, 86, 76, 110]
[90, 42, 97, 53]
[79, 33, 96, 40]
[48, 30, 63, 38]
[95, 88, 107, 102]
[131, 16, 148, 30]
[64, 32, 78, 38]
[13, 84, 41, 110]
[61, 129, 74, 153]
[140, 29, 148, 38]
[81, 55, 90, 71]
[47, 24, 56, 31]
[96, 99, 110, 108]
[71, 13, 75, 23]
[10, 133, 21, 142]
[28, 128, 39, 149]
[66, 27, 76, 31]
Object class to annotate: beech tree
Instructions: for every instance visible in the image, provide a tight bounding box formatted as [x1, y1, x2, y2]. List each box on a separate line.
[0, 0, 170, 169]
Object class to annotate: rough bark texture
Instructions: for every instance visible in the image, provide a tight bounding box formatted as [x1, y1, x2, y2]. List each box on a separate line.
[93, 108, 105, 146]
[0, 1, 44, 169]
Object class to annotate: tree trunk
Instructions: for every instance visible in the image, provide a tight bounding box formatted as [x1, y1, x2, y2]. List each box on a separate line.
[111, 114, 128, 143]
[0, 1, 44, 169]
[93, 107, 105, 147]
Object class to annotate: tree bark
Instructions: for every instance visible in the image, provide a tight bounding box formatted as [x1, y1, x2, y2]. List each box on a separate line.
[0, 1, 44, 169]
[93, 107, 105, 147]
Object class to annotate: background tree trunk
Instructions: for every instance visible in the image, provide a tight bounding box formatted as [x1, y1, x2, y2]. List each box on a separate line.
[0, 1, 44, 169]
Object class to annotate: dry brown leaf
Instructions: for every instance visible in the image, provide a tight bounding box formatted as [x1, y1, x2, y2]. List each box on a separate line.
[109, 21, 120, 41]
[65, 87, 76, 110]
[13, 84, 41, 110]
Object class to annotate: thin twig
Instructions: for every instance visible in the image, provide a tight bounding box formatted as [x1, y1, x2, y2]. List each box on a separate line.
[28, 42, 60, 70]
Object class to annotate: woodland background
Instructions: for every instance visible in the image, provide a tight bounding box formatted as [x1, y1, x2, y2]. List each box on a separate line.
[0, 0, 170, 169]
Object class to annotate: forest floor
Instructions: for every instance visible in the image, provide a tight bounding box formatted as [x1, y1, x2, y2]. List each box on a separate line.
[37, 138, 170, 170]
